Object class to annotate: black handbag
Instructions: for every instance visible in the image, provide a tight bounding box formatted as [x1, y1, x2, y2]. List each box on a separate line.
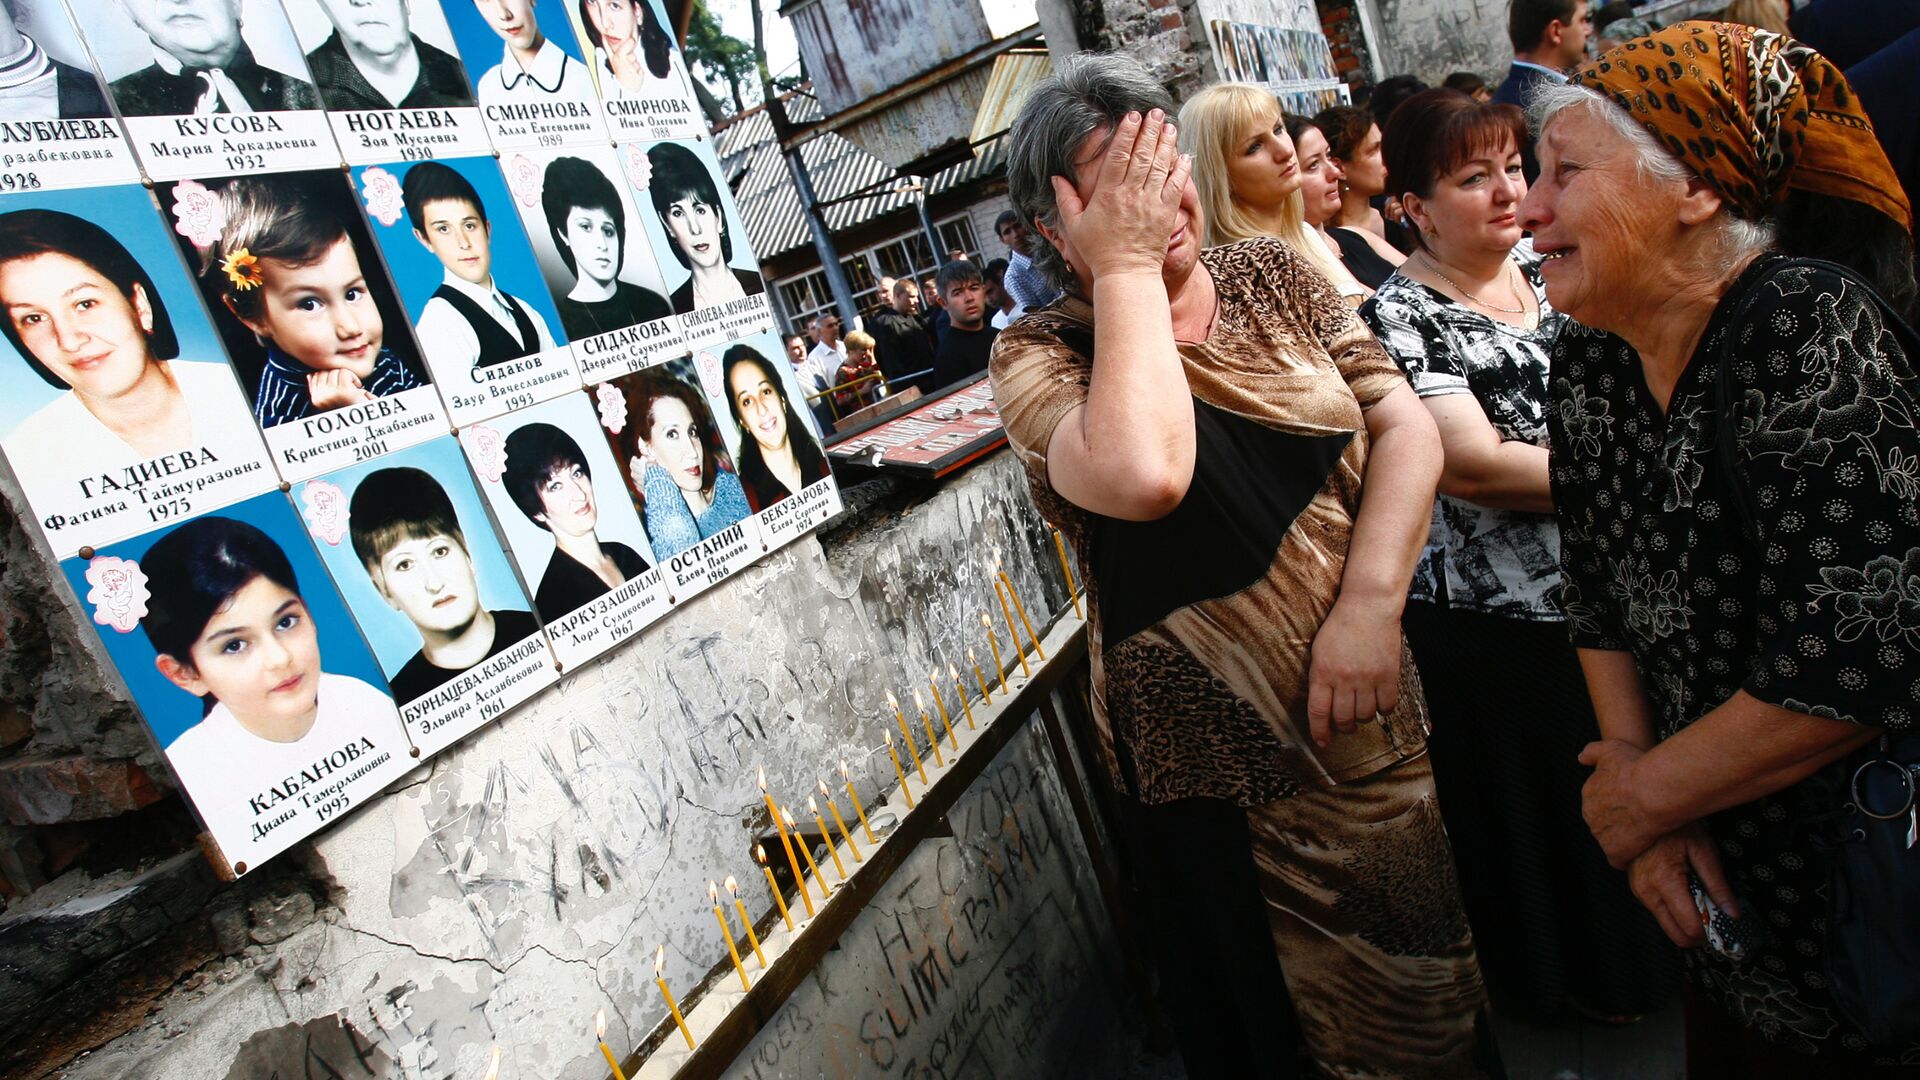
[1711, 255, 1920, 1045]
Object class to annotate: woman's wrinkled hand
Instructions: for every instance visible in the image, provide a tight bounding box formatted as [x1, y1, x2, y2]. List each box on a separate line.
[1305, 598, 1403, 748]
[1626, 824, 1739, 949]
[1049, 109, 1194, 281]
[307, 369, 371, 411]
[1579, 738, 1666, 868]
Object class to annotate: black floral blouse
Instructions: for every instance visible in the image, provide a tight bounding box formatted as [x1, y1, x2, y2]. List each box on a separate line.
[1548, 256, 1920, 1059]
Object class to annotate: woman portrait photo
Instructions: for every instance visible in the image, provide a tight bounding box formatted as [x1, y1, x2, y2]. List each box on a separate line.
[721, 341, 829, 511]
[502, 419, 651, 618]
[538, 153, 673, 339]
[0, 206, 259, 488]
[576, 0, 686, 102]
[644, 141, 764, 316]
[603, 364, 748, 559]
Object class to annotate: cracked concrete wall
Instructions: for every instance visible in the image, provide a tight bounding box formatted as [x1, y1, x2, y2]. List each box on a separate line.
[53, 451, 1110, 1080]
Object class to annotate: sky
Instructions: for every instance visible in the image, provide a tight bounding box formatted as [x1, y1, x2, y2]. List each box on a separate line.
[703, 0, 803, 100]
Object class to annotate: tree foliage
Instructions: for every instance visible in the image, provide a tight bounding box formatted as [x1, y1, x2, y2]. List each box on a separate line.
[684, 0, 758, 113]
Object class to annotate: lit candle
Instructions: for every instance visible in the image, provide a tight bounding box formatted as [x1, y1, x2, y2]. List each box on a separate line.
[709, 881, 752, 992]
[969, 647, 993, 705]
[819, 779, 863, 861]
[808, 796, 848, 880]
[594, 1009, 628, 1080]
[755, 845, 793, 931]
[928, 671, 958, 750]
[949, 663, 975, 729]
[997, 553, 1045, 661]
[724, 875, 767, 968]
[783, 807, 831, 895]
[913, 688, 945, 767]
[758, 765, 814, 917]
[993, 577, 1032, 678]
[884, 730, 917, 808]
[887, 691, 927, 782]
[483, 1045, 500, 1080]
[1051, 526, 1082, 619]
[840, 758, 876, 843]
[653, 945, 697, 1050]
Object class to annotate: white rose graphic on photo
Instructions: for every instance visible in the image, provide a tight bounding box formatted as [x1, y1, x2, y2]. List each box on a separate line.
[359, 167, 405, 227]
[505, 155, 541, 208]
[302, 480, 350, 545]
[469, 423, 507, 483]
[695, 351, 723, 398]
[169, 179, 227, 248]
[622, 144, 653, 192]
[85, 556, 150, 634]
[596, 382, 627, 433]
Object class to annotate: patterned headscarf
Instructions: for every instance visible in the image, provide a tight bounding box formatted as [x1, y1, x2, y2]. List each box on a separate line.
[1570, 21, 1911, 232]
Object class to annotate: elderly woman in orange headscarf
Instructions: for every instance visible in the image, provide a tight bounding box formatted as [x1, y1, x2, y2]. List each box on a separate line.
[1522, 22, 1919, 1075]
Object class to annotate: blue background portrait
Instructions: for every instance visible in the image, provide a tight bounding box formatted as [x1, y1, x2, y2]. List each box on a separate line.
[443, 0, 588, 96]
[631, 138, 763, 300]
[0, 184, 234, 439]
[60, 491, 392, 749]
[351, 157, 570, 350]
[293, 435, 536, 678]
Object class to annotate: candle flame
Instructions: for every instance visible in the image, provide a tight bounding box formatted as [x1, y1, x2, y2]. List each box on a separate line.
[755, 843, 768, 865]
[885, 689, 898, 709]
[724, 874, 740, 895]
[818, 779, 831, 797]
[884, 728, 894, 746]
[708, 880, 719, 903]
[948, 662, 959, 679]
[595, 1008, 608, 1039]
[757, 763, 767, 791]
[654, 944, 666, 975]
[912, 687, 924, 709]
[838, 757, 850, 778]
[781, 806, 797, 828]
[980, 613, 991, 629]
[807, 795, 819, 814]
[483, 1046, 500, 1080]
[968, 647, 977, 661]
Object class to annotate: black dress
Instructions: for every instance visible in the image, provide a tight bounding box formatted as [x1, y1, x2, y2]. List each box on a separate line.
[555, 281, 672, 340]
[1548, 256, 1920, 1059]
[1330, 227, 1399, 292]
[532, 542, 649, 620]
[387, 609, 542, 702]
[668, 267, 765, 315]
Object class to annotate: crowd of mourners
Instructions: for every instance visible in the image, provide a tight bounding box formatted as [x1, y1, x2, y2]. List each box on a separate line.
[984, 1, 1920, 1077]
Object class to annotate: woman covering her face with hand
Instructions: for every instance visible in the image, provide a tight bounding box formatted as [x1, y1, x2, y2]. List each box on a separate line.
[579, 0, 682, 98]
[615, 371, 748, 558]
[723, 343, 829, 511]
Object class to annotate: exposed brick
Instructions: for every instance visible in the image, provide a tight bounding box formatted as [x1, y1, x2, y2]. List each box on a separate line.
[1159, 12, 1184, 31]
[0, 757, 163, 826]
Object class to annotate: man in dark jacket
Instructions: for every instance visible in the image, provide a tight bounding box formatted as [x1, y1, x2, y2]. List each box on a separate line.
[1492, 0, 1590, 181]
[869, 278, 936, 394]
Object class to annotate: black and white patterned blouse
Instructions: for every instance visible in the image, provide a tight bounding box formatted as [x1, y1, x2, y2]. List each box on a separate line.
[1548, 256, 1920, 1059]
[1363, 240, 1568, 621]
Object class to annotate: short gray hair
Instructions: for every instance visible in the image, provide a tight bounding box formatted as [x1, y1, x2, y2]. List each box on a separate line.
[1005, 53, 1175, 293]
[1530, 82, 1776, 261]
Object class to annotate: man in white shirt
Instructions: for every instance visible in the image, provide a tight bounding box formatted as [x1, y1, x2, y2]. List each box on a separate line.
[806, 312, 849, 392]
[402, 162, 559, 369]
[470, 0, 594, 107]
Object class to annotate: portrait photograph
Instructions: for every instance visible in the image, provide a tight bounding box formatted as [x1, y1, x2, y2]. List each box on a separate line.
[156, 169, 434, 433]
[706, 330, 833, 515]
[281, 0, 474, 113]
[459, 389, 658, 625]
[445, 0, 606, 148]
[0, 183, 276, 558]
[80, 0, 320, 118]
[591, 356, 750, 562]
[60, 489, 414, 873]
[630, 138, 766, 319]
[351, 156, 581, 422]
[567, 0, 703, 139]
[497, 144, 674, 343]
[0, 0, 112, 120]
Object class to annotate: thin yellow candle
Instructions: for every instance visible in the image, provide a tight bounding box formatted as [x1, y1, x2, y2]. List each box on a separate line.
[997, 554, 1045, 661]
[483, 1045, 500, 1080]
[980, 615, 1009, 691]
[819, 779, 863, 861]
[783, 807, 831, 895]
[652, 946, 697, 1050]
[884, 730, 917, 807]
[912, 688, 945, 767]
[595, 1009, 628, 1080]
[758, 765, 814, 917]
[1052, 526, 1083, 619]
[807, 796, 848, 880]
[887, 690, 927, 782]
[969, 647, 993, 705]
[709, 880, 752, 992]
[840, 758, 876, 843]
[724, 876, 767, 968]
[949, 663, 976, 729]
[755, 845, 793, 930]
[993, 581, 1032, 678]
[928, 671, 958, 749]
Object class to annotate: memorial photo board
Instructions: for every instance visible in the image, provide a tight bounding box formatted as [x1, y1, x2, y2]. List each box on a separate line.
[293, 435, 556, 757]
[566, 0, 705, 141]
[628, 137, 772, 347]
[60, 489, 414, 874]
[442, 0, 611, 149]
[0, 183, 276, 558]
[154, 168, 447, 480]
[0, 0, 143, 190]
[351, 156, 580, 425]
[704, 330, 841, 550]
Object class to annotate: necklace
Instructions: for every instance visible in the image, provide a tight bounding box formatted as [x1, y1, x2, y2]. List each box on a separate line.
[1419, 254, 1527, 314]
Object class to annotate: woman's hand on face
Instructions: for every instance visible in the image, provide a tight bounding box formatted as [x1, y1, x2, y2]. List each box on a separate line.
[307, 369, 371, 411]
[1050, 109, 1194, 281]
[1579, 738, 1666, 867]
[1626, 824, 1738, 949]
[1305, 598, 1402, 748]
[626, 450, 656, 493]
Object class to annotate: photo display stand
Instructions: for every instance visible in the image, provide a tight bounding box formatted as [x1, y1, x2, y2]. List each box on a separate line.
[0, 0, 842, 879]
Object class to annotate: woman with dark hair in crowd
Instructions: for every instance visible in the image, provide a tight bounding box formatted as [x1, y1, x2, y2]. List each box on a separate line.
[1441, 71, 1492, 101]
[646, 141, 765, 315]
[1362, 86, 1680, 1024]
[1286, 112, 1395, 294]
[503, 421, 648, 616]
[614, 370, 749, 558]
[1526, 23, 1918, 1071]
[540, 156, 671, 339]
[722, 343, 829, 510]
[1314, 104, 1411, 262]
[996, 52, 1495, 1079]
